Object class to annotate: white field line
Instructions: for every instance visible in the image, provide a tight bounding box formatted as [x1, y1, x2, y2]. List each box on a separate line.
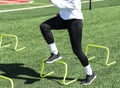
[0, 0, 103, 13]
[0, 5, 53, 13]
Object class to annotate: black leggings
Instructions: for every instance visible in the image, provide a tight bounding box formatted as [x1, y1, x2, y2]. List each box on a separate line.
[40, 15, 89, 67]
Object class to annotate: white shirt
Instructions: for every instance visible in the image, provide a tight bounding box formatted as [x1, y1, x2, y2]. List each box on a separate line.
[51, 0, 83, 20]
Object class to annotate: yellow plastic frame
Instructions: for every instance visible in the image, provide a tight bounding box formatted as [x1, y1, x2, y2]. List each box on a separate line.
[85, 44, 116, 66]
[40, 59, 77, 85]
[0, 34, 26, 51]
[0, 75, 14, 88]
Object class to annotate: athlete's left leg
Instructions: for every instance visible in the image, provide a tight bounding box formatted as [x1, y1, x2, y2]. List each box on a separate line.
[66, 19, 96, 85]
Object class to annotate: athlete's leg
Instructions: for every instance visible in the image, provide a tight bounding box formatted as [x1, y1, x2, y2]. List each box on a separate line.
[40, 15, 66, 63]
[40, 15, 66, 44]
[67, 19, 96, 85]
[67, 19, 89, 66]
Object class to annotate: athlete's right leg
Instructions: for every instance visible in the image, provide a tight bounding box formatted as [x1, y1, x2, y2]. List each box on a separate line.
[40, 15, 66, 63]
[40, 15, 66, 44]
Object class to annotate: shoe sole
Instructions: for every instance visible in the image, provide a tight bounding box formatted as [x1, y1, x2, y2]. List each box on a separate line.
[82, 75, 97, 86]
[45, 56, 62, 64]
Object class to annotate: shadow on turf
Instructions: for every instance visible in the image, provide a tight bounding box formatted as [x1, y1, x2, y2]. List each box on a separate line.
[0, 63, 40, 84]
[0, 63, 84, 85]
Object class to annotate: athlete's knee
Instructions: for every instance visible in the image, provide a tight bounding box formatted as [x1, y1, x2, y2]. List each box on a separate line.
[72, 46, 83, 57]
[40, 23, 51, 32]
[72, 47, 80, 56]
[72, 47, 88, 66]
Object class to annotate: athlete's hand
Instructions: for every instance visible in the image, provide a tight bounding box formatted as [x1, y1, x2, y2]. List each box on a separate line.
[49, 0, 51, 3]
[56, 12, 59, 16]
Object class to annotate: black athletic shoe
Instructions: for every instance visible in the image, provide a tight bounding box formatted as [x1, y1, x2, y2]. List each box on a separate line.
[80, 72, 96, 85]
[45, 53, 62, 64]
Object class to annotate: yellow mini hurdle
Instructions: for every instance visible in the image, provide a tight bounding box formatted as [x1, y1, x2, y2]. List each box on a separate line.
[0, 75, 14, 88]
[0, 34, 26, 51]
[85, 44, 116, 66]
[40, 59, 77, 85]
